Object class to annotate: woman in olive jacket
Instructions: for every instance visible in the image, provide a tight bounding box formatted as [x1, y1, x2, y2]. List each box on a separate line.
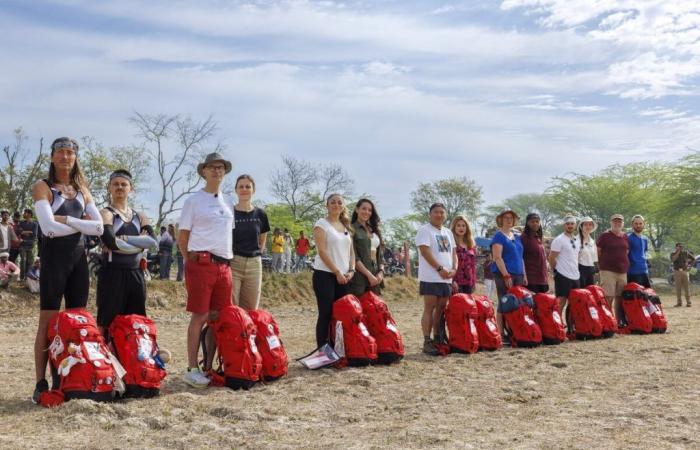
[348, 198, 385, 296]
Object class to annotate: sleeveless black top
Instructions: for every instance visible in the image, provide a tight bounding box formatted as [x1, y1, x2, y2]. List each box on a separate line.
[42, 179, 85, 248]
[103, 207, 142, 269]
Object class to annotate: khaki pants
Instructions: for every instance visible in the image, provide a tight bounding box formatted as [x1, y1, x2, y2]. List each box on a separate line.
[231, 256, 263, 310]
[674, 269, 691, 305]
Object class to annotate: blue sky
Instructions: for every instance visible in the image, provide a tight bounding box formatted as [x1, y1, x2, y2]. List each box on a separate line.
[2, 0, 699, 220]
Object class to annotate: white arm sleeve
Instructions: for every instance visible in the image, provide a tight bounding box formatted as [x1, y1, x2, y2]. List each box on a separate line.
[113, 240, 143, 255]
[34, 199, 79, 238]
[124, 235, 158, 251]
[65, 202, 104, 236]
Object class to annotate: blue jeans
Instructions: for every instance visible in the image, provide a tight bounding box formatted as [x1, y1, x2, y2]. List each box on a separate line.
[159, 251, 173, 280]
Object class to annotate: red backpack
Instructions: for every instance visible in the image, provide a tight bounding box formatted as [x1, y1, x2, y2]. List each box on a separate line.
[473, 295, 502, 351]
[248, 310, 289, 380]
[532, 293, 566, 345]
[567, 289, 603, 340]
[620, 283, 653, 334]
[358, 291, 404, 364]
[501, 288, 542, 348]
[109, 315, 167, 397]
[444, 294, 480, 354]
[209, 305, 263, 390]
[330, 295, 378, 367]
[585, 285, 618, 337]
[47, 309, 117, 403]
[644, 288, 668, 334]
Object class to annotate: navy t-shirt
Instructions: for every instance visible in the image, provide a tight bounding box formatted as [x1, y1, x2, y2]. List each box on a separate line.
[490, 231, 524, 275]
[627, 232, 648, 275]
[233, 207, 270, 257]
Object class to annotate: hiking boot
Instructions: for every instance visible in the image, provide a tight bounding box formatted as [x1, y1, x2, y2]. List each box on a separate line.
[422, 340, 439, 356]
[183, 367, 210, 388]
[674, 303, 682, 307]
[687, 303, 692, 307]
[31, 379, 49, 405]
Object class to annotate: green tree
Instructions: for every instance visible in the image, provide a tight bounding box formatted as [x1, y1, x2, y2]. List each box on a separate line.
[410, 176, 483, 224]
[383, 214, 421, 250]
[480, 192, 558, 235]
[0, 127, 48, 212]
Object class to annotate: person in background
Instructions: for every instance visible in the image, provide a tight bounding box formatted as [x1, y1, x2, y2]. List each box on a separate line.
[596, 214, 629, 322]
[577, 217, 598, 287]
[670, 242, 693, 307]
[627, 214, 651, 288]
[416, 203, 457, 355]
[450, 215, 477, 294]
[10, 211, 21, 262]
[0, 251, 20, 288]
[158, 225, 174, 280]
[231, 174, 269, 310]
[348, 198, 384, 296]
[491, 209, 526, 337]
[282, 228, 293, 273]
[482, 251, 495, 300]
[18, 209, 39, 281]
[26, 257, 40, 294]
[0, 209, 18, 256]
[270, 228, 284, 273]
[173, 224, 184, 282]
[295, 231, 311, 272]
[520, 212, 549, 294]
[312, 193, 354, 347]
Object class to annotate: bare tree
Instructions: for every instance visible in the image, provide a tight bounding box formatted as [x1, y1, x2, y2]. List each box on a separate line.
[0, 127, 48, 212]
[130, 112, 219, 227]
[269, 155, 354, 221]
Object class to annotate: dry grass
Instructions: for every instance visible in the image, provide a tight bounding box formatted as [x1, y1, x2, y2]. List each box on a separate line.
[1, 276, 698, 449]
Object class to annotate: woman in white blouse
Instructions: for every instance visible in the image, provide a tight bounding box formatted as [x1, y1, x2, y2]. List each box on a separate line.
[312, 194, 355, 347]
[578, 217, 598, 287]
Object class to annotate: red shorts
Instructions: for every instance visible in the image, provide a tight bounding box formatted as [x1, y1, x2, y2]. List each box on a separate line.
[185, 253, 232, 314]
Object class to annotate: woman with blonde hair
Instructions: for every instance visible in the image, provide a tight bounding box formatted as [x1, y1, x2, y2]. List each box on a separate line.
[450, 215, 477, 294]
[311, 194, 355, 347]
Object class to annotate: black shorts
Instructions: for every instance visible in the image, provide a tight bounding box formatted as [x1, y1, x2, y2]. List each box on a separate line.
[457, 284, 474, 294]
[579, 265, 596, 287]
[96, 267, 147, 327]
[554, 272, 580, 298]
[526, 284, 549, 294]
[419, 281, 451, 297]
[40, 242, 89, 310]
[627, 273, 651, 288]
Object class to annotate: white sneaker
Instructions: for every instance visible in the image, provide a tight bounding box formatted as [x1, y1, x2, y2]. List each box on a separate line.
[183, 368, 210, 388]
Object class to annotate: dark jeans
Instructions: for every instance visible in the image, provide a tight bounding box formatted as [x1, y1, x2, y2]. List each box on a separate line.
[159, 251, 173, 280]
[9, 248, 19, 263]
[627, 273, 651, 288]
[312, 270, 349, 347]
[579, 264, 596, 288]
[176, 253, 184, 281]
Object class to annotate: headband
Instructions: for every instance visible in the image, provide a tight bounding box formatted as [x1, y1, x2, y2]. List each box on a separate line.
[51, 138, 79, 153]
[109, 171, 133, 184]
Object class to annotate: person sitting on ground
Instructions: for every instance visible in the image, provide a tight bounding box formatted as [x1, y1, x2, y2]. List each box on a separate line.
[450, 215, 477, 294]
[0, 251, 20, 288]
[26, 257, 41, 294]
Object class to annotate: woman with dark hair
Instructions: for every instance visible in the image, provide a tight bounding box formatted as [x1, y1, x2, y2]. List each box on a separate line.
[450, 215, 477, 294]
[520, 213, 549, 294]
[348, 198, 384, 296]
[231, 174, 270, 310]
[312, 193, 355, 347]
[31, 137, 104, 404]
[578, 217, 598, 287]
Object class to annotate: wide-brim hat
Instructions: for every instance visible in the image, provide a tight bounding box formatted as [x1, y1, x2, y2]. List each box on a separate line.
[496, 208, 519, 227]
[579, 216, 598, 232]
[197, 152, 232, 178]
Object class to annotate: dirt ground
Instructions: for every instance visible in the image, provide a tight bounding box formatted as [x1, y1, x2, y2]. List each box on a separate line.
[0, 276, 698, 450]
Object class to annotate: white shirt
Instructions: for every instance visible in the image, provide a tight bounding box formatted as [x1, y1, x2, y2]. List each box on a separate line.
[578, 235, 598, 267]
[0, 224, 8, 251]
[178, 189, 235, 259]
[551, 233, 581, 280]
[415, 223, 455, 284]
[313, 218, 352, 273]
[370, 233, 380, 264]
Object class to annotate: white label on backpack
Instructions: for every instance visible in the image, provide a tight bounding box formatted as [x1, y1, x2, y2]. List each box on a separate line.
[524, 314, 536, 326]
[386, 321, 398, 334]
[334, 322, 345, 358]
[249, 335, 259, 354]
[643, 307, 651, 318]
[589, 307, 599, 320]
[552, 311, 562, 325]
[84, 342, 105, 361]
[266, 335, 281, 350]
[49, 335, 64, 360]
[359, 322, 370, 337]
[486, 319, 497, 332]
[469, 319, 477, 335]
[137, 335, 154, 361]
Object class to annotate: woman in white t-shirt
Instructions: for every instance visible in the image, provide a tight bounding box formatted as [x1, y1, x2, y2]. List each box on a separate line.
[578, 217, 598, 287]
[312, 194, 355, 347]
[415, 203, 457, 355]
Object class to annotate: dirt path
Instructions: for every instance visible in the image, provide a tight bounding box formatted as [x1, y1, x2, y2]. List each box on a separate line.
[0, 282, 698, 449]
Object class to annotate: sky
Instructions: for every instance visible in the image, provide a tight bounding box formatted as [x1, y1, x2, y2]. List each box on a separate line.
[2, 0, 699, 220]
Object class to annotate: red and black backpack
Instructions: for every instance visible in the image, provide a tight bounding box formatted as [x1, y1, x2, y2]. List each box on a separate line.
[643, 288, 668, 334]
[620, 283, 653, 334]
[532, 293, 566, 345]
[585, 285, 618, 338]
[501, 287, 542, 348]
[473, 295, 502, 351]
[444, 293, 480, 354]
[330, 295, 378, 367]
[248, 309, 289, 380]
[566, 289, 603, 340]
[358, 291, 404, 364]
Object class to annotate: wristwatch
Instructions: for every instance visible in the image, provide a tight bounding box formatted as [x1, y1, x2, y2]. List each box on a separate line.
[436, 265, 443, 272]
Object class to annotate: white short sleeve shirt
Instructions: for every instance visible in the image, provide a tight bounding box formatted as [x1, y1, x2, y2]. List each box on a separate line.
[415, 223, 455, 284]
[178, 189, 235, 259]
[551, 233, 581, 280]
[312, 219, 352, 273]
